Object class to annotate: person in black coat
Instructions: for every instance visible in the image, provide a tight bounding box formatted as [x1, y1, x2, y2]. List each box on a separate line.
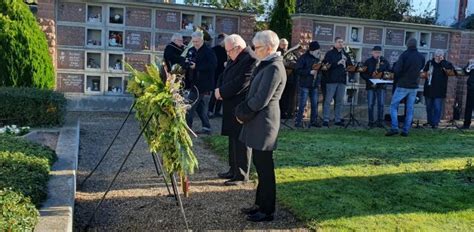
[214, 34, 255, 185]
[279, 40, 300, 120]
[463, 58, 474, 129]
[386, 38, 425, 137]
[163, 33, 185, 72]
[361, 46, 391, 127]
[235, 30, 286, 222]
[322, 37, 353, 127]
[209, 33, 228, 117]
[294, 41, 322, 128]
[422, 49, 454, 128]
[185, 31, 217, 134]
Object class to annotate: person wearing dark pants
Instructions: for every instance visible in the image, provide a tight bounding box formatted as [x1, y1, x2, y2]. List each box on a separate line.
[209, 33, 228, 117]
[386, 38, 425, 137]
[463, 59, 474, 129]
[185, 31, 217, 134]
[214, 34, 255, 185]
[422, 49, 454, 129]
[361, 46, 390, 127]
[295, 41, 322, 128]
[235, 30, 286, 222]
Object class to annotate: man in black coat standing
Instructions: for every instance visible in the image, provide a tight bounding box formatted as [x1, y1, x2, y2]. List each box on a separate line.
[463, 58, 474, 129]
[185, 31, 217, 134]
[422, 49, 454, 129]
[163, 33, 185, 72]
[214, 34, 255, 185]
[208, 33, 228, 118]
[386, 38, 425, 137]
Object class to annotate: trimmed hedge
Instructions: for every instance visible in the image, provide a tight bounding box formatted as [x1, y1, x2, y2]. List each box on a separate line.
[0, 87, 67, 127]
[0, 189, 39, 231]
[0, 135, 57, 230]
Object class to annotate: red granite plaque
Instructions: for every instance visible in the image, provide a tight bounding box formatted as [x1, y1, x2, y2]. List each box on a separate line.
[125, 31, 151, 50]
[335, 26, 347, 41]
[431, 32, 449, 49]
[314, 23, 334, 42]
[58, 2, 86, 22]
[57, 26, 85, 46]
[385, 28, 405, 46]
[216, 16, 238, 34]
[156, 10, 181, 30]
[155, 33, 173, 51]
[57, 50, 84, 69]
[57, 73, 84, 93]
[125, 53, 150, 71]
[126, 7, 152, 28]
[363, 27, 383, 44]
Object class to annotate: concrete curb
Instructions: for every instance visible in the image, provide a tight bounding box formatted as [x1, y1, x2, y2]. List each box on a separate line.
[35, 120, 80, 232]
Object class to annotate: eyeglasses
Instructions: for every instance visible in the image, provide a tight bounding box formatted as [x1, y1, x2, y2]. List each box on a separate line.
[254, 45, 265, 51]
[226, 46, 238, 53]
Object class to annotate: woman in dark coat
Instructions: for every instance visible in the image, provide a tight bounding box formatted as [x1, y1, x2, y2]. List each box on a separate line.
[235, 30, 287, 222]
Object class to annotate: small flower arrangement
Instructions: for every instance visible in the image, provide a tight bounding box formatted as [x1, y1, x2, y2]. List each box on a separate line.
[0, 125, 30, 136]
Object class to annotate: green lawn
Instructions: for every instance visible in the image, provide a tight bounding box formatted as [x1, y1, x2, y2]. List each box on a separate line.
[204, 128, 474, 231]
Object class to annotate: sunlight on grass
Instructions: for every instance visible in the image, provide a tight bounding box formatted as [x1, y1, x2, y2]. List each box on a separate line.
[204, 129, 474, 231]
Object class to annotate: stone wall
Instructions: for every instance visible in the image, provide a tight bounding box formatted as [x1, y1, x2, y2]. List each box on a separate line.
[37, 0, 57, 70]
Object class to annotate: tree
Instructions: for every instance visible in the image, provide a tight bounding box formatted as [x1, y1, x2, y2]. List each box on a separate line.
[0, 0, 54, 89]
[184, 0, 268, 15]
[269, 0, 296, 43]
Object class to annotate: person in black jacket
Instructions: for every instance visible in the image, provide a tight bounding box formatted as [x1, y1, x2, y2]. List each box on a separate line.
[361, 46, 391, 127]
[295, 41, 321, 128]
[208, 33, 228, 118]
[279, 39, 300, 119]
[322, 37, 353, 127]
[463, 59, 474, 129]
[386, 38, 425, 137]
[422, 49, 454, 129]
[163, 33, 185, 72]
[185, 31, 218, 134]
[214, 34, 255, 185]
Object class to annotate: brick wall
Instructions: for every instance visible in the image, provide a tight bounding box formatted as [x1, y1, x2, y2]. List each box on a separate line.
[239, 15, 256, 44]
[37, 0, 57, 71]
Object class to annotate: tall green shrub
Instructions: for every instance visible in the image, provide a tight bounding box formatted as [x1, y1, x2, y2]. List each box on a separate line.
[0, 0, 55, 89]
[269, 0, 296, 43]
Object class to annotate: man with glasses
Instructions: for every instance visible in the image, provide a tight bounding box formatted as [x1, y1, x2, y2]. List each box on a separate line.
[163, 33, 185, 72]
[185, 31, 217, 134]
[322, 37, 353, 127]
[214, 34, 255, 185]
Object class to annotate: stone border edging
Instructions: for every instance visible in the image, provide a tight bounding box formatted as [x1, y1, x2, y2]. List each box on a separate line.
[35, 119, 80, 232]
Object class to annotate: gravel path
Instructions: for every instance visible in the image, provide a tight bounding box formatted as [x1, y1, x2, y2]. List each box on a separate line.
[72, 112, 306, 231]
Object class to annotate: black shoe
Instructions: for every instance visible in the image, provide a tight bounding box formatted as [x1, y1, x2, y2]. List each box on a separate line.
[309, 122, 321, 128]
[241, 206, 259, 215]
[400, 132, 408, 137]
[385, 130, 399, 136]
[246, 212, 274, 222]
[431, 125, 438, 129]
[334, 122, 344, 126]
[196, 129, 211, 135]
[224, 178, 247, 186]
[217, 170, 234, 179]
[423, 123, 431, 127]
[322, 121, 329, 127]
[462, 124, 470, 129]
[294, 123, 303, 128]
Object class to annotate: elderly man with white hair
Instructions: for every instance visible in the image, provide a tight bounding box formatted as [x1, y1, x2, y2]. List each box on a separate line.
[214, 34, 255, 185]
[185, 31, 217, 134]
[422, 49, 454, 129]
[163, 33, 185, 72]
[277, 38, 289, 54]
[235, 30, 287, 222]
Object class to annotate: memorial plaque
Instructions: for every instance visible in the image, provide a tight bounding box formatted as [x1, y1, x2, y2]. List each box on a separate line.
[58, 2, 85, 22]
[57, 50, 84, 69]
[363, 27, 383, 44]
[385, 28, 405, 46]
[57, 73, 84, 93]
[313, 23, 334, 42]
[126, 7, 152, 28]
[156, 10, 180, 30]
[384, 49, 404, 66]
[361, 47, 373, 61]
[125, 53, 150, 71]
[334, 26, 347, 41]
[57, 26, 85, 46]
[155, 33, 173, 51]
[216, 16, 238, 34]
[430, 32, 449, 49]
[125, 31, 151, 50]
[320, 44, 333, 55]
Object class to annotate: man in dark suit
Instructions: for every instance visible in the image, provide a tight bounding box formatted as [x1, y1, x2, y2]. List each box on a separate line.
[214, 34, 255, 185]
[185, 31, 217, 134]
[463, 59, 474, 129]
[235, 30, 287, 222]
[361, 46, 391, 127]
[208, 33, 228, 118]
[163, 33, 185, 72]
[386, 38, 425, 137]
